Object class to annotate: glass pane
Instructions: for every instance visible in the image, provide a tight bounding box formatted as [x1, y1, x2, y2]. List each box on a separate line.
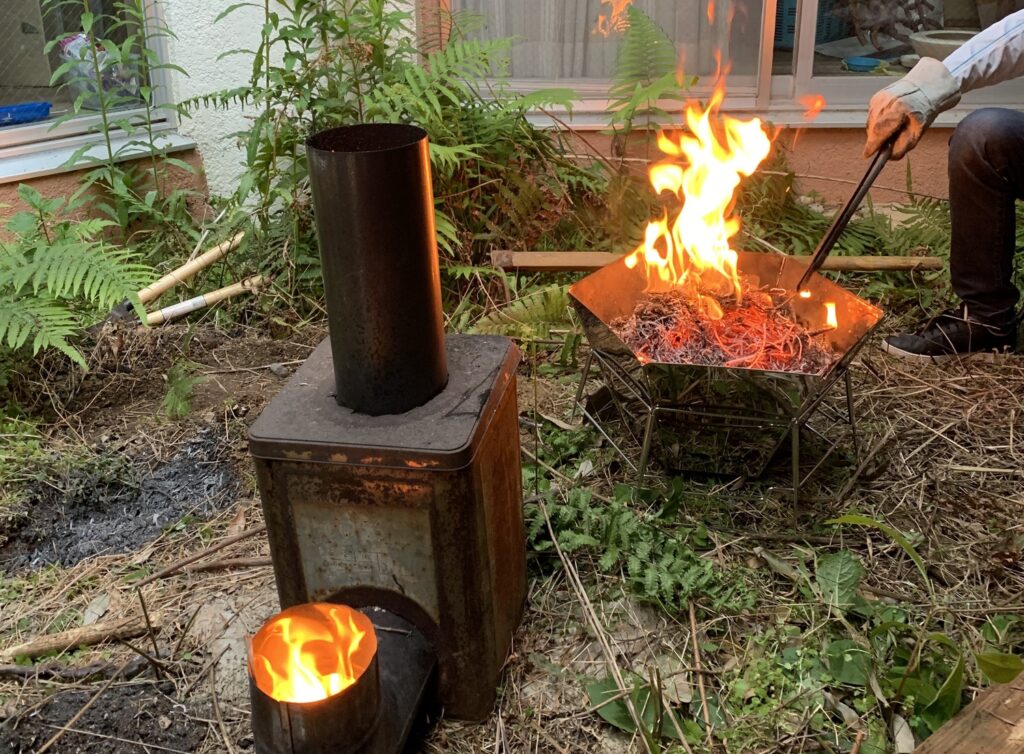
[804, 0, 1007, 77]
[1, 0, 146, 128]
[450, 0, 764, 86]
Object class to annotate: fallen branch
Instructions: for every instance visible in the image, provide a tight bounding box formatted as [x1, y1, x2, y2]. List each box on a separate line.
[184, 556, 272, 573]
[1, 615, 162, 662]
[135, 524, 267, 587]
[491, 250, 944, 273]
[0, 656, 149, 682]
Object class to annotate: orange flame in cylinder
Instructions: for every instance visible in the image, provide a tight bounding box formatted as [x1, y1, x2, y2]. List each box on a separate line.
[250, 603, 377, 704]
[624, 81, 772, 311]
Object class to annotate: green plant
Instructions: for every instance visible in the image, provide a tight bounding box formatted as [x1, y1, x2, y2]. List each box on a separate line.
[0, 185, 151, 367]
[606, 7, 692, 142]
[190, 0, 609, 305]
[44, 0, 197, 251]
[162, 360, 203, 419]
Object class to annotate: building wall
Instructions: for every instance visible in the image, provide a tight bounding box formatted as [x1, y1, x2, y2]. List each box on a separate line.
[161, 0, 267, 197]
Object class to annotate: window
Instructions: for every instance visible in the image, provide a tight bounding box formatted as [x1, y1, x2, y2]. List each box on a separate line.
[427, 0, 1024, 126]
[0, 0, 187, 184]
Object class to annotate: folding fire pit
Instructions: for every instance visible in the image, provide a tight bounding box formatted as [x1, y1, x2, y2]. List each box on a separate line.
[570, 250, 883, 500]
[247, 124, 526, 753]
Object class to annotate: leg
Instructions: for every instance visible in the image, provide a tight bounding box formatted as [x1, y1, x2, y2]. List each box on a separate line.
[949, 107, 1024, 326]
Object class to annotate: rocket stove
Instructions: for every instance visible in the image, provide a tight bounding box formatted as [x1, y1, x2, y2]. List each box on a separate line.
[247, 124, 526, 753]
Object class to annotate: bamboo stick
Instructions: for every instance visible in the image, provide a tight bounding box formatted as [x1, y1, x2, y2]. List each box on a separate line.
[1, 615, 162, 661]
[138, 231, 245, 305]
[146, 275, 265, 326]
[490, 250, 944, 273]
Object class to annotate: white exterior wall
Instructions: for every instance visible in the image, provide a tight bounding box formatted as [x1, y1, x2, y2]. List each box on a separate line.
[161, 0, 265, 197]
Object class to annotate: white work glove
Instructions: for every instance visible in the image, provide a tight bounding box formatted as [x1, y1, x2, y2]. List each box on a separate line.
[864, 57, 961, 159]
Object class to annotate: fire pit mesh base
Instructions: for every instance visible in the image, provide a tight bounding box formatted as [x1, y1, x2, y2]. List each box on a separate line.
[575, 347, 864, 502]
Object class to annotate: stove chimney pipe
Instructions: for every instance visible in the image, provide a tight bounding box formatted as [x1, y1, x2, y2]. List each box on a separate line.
[307, 124, 448, 415]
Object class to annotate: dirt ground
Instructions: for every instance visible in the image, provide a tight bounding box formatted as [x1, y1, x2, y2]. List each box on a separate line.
[1, 321, 1022, 753]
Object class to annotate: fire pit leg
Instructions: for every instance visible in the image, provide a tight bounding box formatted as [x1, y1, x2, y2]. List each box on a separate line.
[844, 371, 861, 460]
[637, 409, 658, 483]
[790, 420, 802, 507]
[571, 350, 595, 423]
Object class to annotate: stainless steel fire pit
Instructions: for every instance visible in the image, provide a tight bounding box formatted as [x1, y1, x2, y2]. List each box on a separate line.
[569, 250, 884, 500]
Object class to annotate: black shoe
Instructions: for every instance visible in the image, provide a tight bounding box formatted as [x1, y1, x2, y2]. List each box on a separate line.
[882, 305, 1017, 361]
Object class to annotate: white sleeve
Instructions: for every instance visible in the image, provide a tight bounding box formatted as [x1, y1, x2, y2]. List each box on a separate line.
[943, 10, 1024, 93]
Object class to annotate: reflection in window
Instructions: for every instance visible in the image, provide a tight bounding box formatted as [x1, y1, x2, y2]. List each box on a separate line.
[1, 0, 144, 126]
[770, 0, 1021, 78]
[449, 0, 764, 83]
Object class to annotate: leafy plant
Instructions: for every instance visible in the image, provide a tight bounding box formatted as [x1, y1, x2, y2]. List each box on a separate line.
[162, 360, 203, 419]
[191, 0, 603, 303]
[606, 7, 691, 141]
[0, 185, 151, 367]
[43, 0, 198, 251]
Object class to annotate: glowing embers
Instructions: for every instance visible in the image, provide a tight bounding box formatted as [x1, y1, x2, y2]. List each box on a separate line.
[610, 283, 837, 374]
[250, 603, 377, 704]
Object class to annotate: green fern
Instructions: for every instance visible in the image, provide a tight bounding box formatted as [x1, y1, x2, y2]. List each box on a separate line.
[607, 7, 689, 135]
[471, 284, 571, 339]
[0, 184, 152, 368]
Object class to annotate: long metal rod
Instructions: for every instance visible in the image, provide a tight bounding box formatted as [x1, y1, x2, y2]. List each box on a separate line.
[796, 139, 895, 292]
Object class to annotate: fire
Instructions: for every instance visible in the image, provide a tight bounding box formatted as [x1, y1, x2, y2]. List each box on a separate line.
[799, 94, 826, 122]
[624, 80, 772, 316]
[250, 603, 377, 704]
[825, 302, 838, 329]
[596, 0, 632, 36]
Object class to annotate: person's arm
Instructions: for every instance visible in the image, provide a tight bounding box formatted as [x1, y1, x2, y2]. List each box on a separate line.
[945, 9, 1024, 93]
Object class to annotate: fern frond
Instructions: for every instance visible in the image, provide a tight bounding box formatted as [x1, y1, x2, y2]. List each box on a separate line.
[0, 296, 85, 367]
[471, 284, 570, 338]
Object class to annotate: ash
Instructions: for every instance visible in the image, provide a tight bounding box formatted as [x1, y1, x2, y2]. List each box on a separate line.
[611, 287, 836, 374]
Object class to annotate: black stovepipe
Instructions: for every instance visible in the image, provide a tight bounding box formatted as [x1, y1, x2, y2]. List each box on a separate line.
[307, 124, 448, 415]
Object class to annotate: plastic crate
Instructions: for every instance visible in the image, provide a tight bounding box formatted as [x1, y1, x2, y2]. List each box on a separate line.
[774, 0, 851, 51]
[0, 102, 52, 127]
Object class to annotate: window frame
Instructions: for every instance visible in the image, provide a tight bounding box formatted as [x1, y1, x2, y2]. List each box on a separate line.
[0, 0, 185, 178]
[423, 0, 1024, 130]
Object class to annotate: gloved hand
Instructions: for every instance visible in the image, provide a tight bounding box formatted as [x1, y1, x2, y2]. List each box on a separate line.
[864, 57, 962, 159]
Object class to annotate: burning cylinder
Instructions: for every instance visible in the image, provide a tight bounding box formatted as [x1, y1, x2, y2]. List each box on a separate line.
[307, 124, 448, 415]
[249, 603, 380, 754]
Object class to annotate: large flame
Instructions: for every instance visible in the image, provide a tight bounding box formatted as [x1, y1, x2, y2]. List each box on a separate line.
[250, 603, 377, 704]
[624, 80, 772, 315]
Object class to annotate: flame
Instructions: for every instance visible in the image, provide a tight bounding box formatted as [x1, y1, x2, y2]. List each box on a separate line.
[799, 290, 812, 299]
[799, 94, 826, 122]
[707, 0, 716, 24]
[624, 79, 772, 313]
[596, 0, 632, 36]
[250, 603, 377, 704]
[825, 302, 838, 329]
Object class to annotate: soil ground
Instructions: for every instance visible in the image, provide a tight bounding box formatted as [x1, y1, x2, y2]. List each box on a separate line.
[1, 319, 1022, 753]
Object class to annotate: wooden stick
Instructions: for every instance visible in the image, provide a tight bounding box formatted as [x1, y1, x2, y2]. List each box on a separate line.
[146, 275, 265, 326]
[183, 556, 272, 573]
[0, 656, 148, 682]
[1, 615, 162, 662]
[689, 601, 714, 747]
[491, 250, 944, 273]
[138, 231, 245, 304]
[134, 525, 267, 587]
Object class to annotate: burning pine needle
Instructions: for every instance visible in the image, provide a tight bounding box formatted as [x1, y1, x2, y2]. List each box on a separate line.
[611, 283, 837, 374]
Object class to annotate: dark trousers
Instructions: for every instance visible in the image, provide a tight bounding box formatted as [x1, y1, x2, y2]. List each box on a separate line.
[949, 107, 1024, 327]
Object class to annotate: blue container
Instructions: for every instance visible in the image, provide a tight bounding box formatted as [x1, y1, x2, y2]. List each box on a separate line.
[775, 0, 851, 51]
[0, 102, 52, 126]
[843, 56, 883, 72]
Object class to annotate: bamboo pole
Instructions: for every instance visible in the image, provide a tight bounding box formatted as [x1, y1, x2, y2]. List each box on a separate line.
[138, 231, 245, 305]
[490, 249, 944, 273]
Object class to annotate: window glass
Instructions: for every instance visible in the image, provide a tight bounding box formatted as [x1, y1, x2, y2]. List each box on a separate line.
[793, 0, 1020, 77]
[450, 0, 764, 85]
[1, 0, 144, 128]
